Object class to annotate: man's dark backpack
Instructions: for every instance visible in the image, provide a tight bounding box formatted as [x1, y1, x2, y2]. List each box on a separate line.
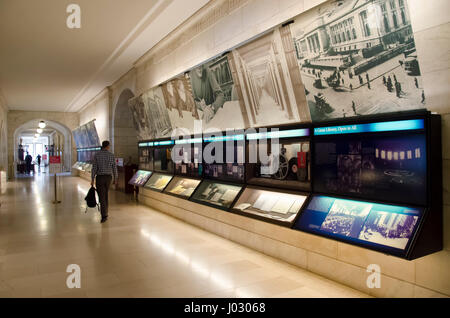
[85, 186, 99, 212]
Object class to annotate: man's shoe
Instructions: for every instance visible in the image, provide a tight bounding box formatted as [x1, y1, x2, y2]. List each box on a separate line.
[101, 217, 108, 223]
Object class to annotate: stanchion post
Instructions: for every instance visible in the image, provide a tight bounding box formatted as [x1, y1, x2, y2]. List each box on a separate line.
[53, 173, 61, 204]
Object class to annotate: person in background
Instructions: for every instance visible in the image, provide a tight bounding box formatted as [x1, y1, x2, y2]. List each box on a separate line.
[36, 154, 41, 167]
[25, 152, 32, 174]
[91, 141, 118, 223]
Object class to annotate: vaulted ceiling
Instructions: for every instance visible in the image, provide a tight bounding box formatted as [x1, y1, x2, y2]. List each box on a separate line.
[0, 0, 209, 112]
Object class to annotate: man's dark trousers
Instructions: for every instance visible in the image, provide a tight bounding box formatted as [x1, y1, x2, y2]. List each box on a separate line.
[96, 175, 112, 218]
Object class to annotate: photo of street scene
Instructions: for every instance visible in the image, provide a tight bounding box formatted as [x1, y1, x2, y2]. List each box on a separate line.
[290, 0, 425, 121]
[320, 198, 372, 237]
[358, 210, 419, 249]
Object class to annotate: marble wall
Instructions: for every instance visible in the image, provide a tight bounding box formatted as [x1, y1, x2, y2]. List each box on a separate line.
[78, 88, 110, 143]
[0, 95, 8, 172]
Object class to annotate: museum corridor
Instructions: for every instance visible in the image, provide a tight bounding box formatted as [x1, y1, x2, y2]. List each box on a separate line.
[0, 174, 369, 298]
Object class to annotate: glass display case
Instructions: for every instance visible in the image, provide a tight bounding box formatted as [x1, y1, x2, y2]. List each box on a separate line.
[163, 176, 201, 199]
[138, 142, 154, 171]
[313, 118, 427, 206]
[144, 172, 173, 192]
[293, 195, 424, 258]
[203, 133, 245, 183]
[84, 163, 92, 173]
[246, 127, 311, 191]
[173, 137, 203, 178]
[190, 180, 243, 210]
[128, 170, 153, 187]
[232, 186, 308, 226]
[153, 140, 175, 173]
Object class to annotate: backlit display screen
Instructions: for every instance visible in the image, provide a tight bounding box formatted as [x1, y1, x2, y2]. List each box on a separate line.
[294, 195, 423, 254]
[314, 133, 427, 205]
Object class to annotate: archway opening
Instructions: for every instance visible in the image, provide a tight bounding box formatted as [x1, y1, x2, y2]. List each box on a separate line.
[13, 119, 73, 177]
[113, 89, 137, 164]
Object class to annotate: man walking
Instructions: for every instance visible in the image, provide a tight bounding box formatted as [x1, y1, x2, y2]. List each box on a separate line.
[91, 141, 117, 223]
[25, 152, 33, 174]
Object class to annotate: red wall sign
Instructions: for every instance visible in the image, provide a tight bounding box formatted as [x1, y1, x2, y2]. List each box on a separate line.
[49, 156, 61, 164]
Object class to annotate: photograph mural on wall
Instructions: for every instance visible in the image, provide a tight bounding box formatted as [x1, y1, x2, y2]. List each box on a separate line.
[128, 86, 172, 140]
[72, 127, 82, 149]
[290, 0, 425, 121]
[187, 55, 246, 131]
[84, 121, 101, 147]
[231, 29, 311, 127]
[79, 125, 90, 149]
[161, 74, 198, 135]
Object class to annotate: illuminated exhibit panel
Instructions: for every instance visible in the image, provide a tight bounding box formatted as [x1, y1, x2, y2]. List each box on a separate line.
[138, 142, 154, 171]
[77, 147, 101, 164]
[144, 172, 174, 192]
[173, 137, 203, 178]
[190, 180, 243, 211]
[232, 186, 308, 226]
[294, 195, 424, 257]
[128, 170, 153, 187]
[203, 134, 245, 183]
[246, 127, 311, 191]
[153, 140, 175, 174]
[313, 118, 427, 206]
[163, 176, 201, 199]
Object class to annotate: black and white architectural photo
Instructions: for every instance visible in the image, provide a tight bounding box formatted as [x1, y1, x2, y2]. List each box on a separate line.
[290, 0, 425, 121]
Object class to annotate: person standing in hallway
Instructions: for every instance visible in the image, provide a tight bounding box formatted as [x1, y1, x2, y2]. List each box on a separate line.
[91, 141, 118, 223]
[25, 152, 33, 174]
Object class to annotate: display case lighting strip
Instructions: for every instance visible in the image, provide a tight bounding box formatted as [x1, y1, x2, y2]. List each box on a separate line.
[175, 138, 203, 145]
[203, 135, 244, 143]
[314, 119, 425, 136]
[154, 140, 175, 146]
[77, 147, 101, 151]
[246, 128, 310, 140]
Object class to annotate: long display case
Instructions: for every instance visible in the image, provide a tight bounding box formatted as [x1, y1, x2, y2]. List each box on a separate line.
[133, 110, 442, 259]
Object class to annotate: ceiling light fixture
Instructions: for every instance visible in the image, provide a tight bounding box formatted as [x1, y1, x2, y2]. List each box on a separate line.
[35, 133, 40, 138]
[38, 121, 46, 129]
[37, 128, 43, 134]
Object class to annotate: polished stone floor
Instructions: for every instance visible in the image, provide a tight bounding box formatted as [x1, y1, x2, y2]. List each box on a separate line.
[0, 173, 370, 298]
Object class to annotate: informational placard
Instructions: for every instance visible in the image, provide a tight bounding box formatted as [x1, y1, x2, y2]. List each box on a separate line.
[115, 158, 124, 167]
[49, 156, 62, 174]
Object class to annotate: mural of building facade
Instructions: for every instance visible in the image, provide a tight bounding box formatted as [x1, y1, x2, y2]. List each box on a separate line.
[290, 0, 425, 121]
[127, 0, 426, 141]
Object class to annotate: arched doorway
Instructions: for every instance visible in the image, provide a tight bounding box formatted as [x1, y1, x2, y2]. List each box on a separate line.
[13, 119, 73, 176]
[112, 89, 137, 163]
